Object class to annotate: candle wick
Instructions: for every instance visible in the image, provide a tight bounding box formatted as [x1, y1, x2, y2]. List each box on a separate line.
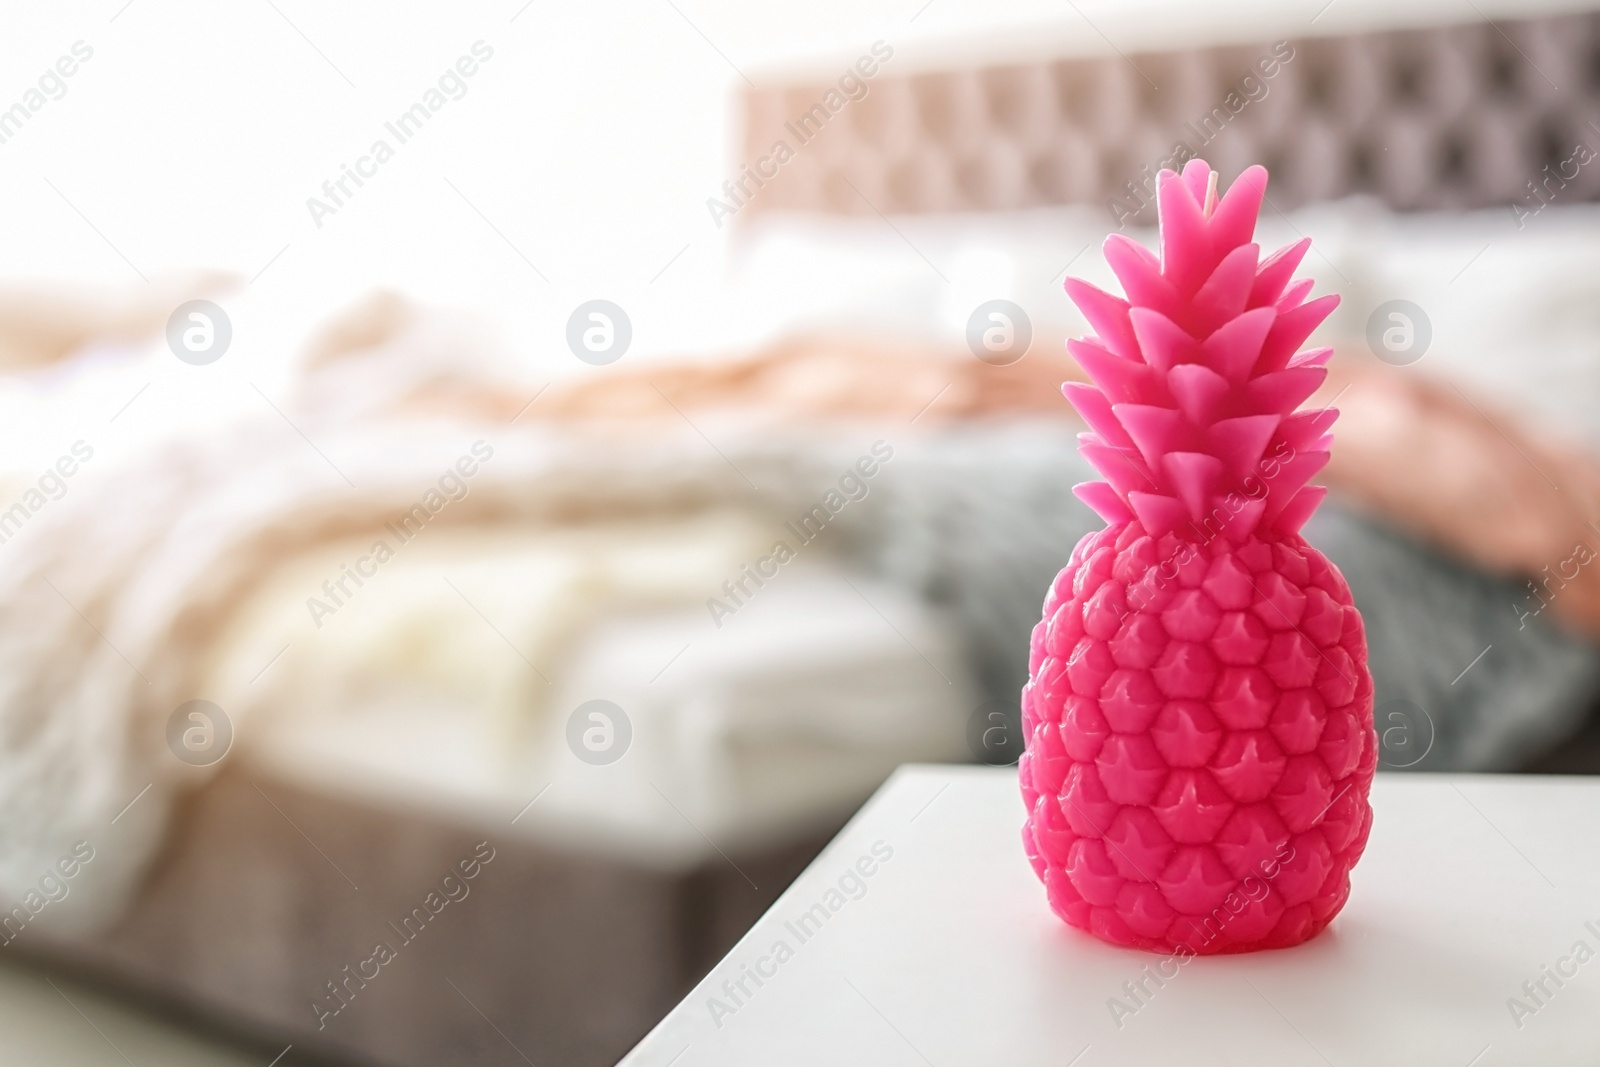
[1203, 171, 1219, 219]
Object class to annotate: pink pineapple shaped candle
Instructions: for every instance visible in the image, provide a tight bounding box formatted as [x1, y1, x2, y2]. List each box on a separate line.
[1019, 159, 1375, 953]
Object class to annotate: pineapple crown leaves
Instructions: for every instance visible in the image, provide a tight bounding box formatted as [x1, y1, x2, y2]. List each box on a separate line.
[1063, 159, 1338, 543]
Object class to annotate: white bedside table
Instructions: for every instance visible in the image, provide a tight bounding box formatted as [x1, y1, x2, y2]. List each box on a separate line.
[622, 765, 1600, 1066]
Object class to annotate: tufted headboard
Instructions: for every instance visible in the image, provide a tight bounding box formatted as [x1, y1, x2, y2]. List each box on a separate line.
[735, 8, 1600, 226]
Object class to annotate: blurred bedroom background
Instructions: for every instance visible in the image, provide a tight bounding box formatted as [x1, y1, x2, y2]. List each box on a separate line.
[4, 0, 1600, 1063]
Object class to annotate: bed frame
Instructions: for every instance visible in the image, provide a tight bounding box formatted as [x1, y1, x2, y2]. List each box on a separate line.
[738, 8, 1600, 225]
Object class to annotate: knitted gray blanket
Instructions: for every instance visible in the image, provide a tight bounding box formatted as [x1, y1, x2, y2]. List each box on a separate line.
[841, 422, 1600, 774]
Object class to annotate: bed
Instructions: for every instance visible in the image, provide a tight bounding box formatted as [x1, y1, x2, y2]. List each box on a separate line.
[11, 6, 1600, 1066]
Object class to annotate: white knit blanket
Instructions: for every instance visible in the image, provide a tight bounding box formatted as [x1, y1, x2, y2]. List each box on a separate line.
[0, 411, 867, 934]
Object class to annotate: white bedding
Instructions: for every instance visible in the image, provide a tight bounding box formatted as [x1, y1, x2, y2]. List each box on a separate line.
[733, 196, 1600, 449]
[208, 515, 971, 860]
[0, 318, 974, 931]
